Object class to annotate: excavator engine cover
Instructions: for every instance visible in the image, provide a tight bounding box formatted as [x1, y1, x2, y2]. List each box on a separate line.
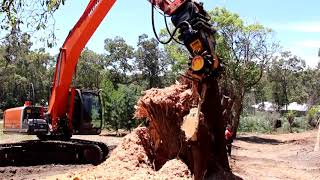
[3, 105, 48, 134]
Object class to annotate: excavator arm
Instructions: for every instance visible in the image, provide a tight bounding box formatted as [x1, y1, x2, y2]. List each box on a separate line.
[48, 0, 116, 132]
[48, 0, 219, 135]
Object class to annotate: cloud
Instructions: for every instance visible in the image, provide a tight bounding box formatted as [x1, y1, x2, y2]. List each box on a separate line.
[302, 55, 319, 68]
[283, 41, 319, 68]
[295, 40, 320, 48]
[267, 21, 320, 67]
[272, 22, 320, 33]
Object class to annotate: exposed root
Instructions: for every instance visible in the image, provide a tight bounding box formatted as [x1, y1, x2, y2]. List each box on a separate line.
[135, 79, 230, 179]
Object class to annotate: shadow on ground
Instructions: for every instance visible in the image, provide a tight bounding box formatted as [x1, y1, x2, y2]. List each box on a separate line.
[206, 170, 243, 180]
[236, 136, 283, 145]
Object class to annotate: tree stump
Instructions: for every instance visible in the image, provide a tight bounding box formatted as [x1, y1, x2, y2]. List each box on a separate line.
[135, 78, 230, 179]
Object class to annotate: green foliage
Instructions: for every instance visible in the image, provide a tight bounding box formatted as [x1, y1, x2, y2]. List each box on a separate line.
[101, 79, 142, 131]
[239, 112, 311, 133]
[0, 32, 53, 109]
[209, 7, 279, 136]
[239, 111, 280, 133]
[239, 112, 274, 133]
[159, 23, 189, 77]
[210, 7, 277, 90]
[75, 49, 104, 89]
[163, 41, 189, 79]
[306, 105, 320, 127]
[104, 37, 134, 86]
[267, 52, 306, 108]
[284, 110, 297, 119]
[299, 68, 320, 105]
[280, 116, 311, 133]
[0, 0, 65, 47]
[135, 34, 169, 89]
[307, 105, 320, 119]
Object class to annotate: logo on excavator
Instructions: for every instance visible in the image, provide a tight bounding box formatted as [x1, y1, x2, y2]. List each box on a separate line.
[190, 39, 203, 54]
[89, 0, 102, 17]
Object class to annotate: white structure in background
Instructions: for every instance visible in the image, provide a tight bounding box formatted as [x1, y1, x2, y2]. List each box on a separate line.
[252, 102, 308, 112]
[281, 102, 308, 112]
[251, 102, 277, 112]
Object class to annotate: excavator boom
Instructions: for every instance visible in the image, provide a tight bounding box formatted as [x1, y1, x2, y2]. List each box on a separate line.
[49, 0, 116, 132]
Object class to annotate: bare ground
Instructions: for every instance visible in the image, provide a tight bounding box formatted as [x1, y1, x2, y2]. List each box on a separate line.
[231, 130, 320, 180]
[0, 129, 320, 180]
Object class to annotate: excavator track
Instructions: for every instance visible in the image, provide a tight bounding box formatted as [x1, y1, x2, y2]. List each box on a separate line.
[0, 139, 109, 166]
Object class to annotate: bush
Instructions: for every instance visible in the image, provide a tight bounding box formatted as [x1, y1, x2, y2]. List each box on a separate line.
[101, 79, 142, 131]
[307, 105, 320, 127]
[238, 112, 274, 133]
[288, 116, 311, 132]
[239, 111, 311, 133]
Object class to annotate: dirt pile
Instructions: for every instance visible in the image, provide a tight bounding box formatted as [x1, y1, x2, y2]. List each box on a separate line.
[48, 127, 191, 180]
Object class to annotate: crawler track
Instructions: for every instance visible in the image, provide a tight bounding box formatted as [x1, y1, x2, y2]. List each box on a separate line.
[0, 139, 109, 166]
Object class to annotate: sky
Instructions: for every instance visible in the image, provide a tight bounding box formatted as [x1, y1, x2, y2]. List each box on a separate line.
[40, 0, 320, 68]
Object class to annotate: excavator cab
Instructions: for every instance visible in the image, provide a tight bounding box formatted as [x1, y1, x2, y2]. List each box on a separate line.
[71, 90, 103, 135]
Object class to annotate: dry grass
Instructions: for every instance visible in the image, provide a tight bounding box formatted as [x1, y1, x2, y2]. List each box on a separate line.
[100, 129, 130, 137]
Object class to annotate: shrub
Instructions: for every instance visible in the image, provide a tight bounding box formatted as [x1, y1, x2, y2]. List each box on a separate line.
[307, 105, 320, 127]
[239, 111, 311, 133]
[238, 112, 274, 133]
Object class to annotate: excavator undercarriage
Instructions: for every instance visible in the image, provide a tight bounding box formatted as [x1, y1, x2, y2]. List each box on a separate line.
[0, 139, 111, 166]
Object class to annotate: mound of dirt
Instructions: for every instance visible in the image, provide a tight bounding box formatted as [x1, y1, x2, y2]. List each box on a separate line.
[48, 128, 191, 180]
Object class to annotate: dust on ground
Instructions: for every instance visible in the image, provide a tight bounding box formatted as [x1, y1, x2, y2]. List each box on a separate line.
[1, 129, 320, 180]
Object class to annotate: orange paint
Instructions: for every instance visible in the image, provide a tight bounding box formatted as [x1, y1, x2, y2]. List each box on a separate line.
[3, 107, 24, 130]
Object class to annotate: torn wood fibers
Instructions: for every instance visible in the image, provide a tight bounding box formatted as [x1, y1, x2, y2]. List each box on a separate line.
[135, 78, 231, 179]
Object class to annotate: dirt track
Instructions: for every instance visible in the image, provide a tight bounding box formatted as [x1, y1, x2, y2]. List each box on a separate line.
[0, 130, 319, 180]
[231, 130, 320, 179]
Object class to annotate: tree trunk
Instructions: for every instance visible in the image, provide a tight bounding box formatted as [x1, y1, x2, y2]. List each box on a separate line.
[135, 78, 231, 180]
[232, 97, 243, 139]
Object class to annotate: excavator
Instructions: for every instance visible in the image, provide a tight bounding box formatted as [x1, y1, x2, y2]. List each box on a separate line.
[0, 0, 221, 166]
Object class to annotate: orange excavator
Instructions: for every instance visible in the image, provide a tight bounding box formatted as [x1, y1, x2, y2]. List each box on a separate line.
[1, 0, 220, 166]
